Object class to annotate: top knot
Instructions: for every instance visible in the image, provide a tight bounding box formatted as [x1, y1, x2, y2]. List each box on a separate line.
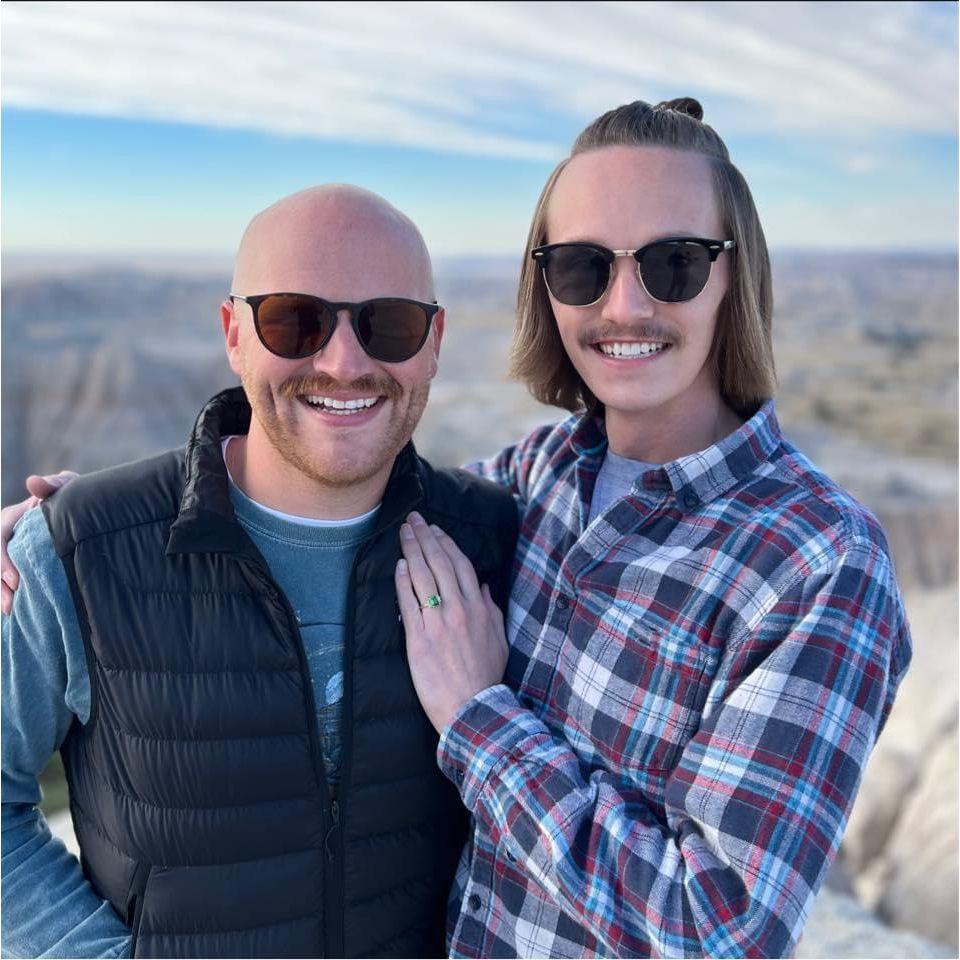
[655, 97, 704, 121]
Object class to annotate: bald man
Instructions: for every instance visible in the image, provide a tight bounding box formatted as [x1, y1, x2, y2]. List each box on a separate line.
[1, 186, 518, 958]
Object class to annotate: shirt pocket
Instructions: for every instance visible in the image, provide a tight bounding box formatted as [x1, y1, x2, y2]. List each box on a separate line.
[550, 602, 718, 777]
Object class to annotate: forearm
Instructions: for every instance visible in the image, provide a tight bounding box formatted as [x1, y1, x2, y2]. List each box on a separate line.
[441, 686, 832, 958]
[2, 804, 131, 959]
[2, 509, 131, 957]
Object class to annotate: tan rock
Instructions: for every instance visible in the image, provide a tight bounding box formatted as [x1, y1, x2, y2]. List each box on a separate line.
[874, 728, 959, 949]
[842, 746, 919, 876]
[798, 888, 954, 958]
[840, 583, 957, 881]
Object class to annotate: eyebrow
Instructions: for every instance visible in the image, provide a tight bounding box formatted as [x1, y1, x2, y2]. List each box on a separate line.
[550, 230, 704, 245]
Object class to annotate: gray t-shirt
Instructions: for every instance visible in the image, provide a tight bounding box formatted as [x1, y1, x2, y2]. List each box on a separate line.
[587, 449, 661, 525]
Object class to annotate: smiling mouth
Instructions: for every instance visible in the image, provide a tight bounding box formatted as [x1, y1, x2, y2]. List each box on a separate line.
[299, 394, 386, 416]
[594, 341, 671, 359]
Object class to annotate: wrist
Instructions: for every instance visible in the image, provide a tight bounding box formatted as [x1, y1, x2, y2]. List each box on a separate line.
[437, 684, 521, 804]
[431, 681, 503, 735]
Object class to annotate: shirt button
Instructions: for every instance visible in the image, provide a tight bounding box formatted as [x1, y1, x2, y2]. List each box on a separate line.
[556, 595, 569, 610]
[468, 894, 482, 912]
[683, 491, 699, 509]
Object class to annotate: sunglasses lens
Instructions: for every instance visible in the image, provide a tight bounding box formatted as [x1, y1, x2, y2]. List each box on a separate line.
[356, 300, 431, 362]
[542, 246, 610, 306]
[639, 241, 711, 302]
[256, 294, 333, 358]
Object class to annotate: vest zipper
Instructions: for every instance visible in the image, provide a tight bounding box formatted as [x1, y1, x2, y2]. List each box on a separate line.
[327, 522, 404, 958]
[235, 557, 333, 956]
[323, 543, 365, 959]
[237, 490, 421, 959]
[324, 799, 340, 861]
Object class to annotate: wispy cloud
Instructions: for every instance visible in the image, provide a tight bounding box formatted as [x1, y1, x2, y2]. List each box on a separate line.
[842, 153, 883, 174]
[2, 0, 956, 161]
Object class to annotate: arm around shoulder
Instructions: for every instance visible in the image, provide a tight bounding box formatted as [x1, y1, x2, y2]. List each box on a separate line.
[462, 420, 566, 504]
[2, 508, 131, 959]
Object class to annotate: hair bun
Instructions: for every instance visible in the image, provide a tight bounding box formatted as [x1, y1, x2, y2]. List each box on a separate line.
[655, 97, 703, 121]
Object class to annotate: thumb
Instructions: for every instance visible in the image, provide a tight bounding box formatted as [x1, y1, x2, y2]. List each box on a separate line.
[482, 584, 507, 649]
[26, 470, 78, 499]
[482, 582, 501, 617]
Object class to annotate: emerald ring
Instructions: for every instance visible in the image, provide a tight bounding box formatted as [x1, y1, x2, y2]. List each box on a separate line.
[421, 594, 442, 609]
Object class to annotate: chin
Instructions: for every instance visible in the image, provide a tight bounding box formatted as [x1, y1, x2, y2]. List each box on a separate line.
[284, 438, 402, 489]
[591, 387, 670, 415]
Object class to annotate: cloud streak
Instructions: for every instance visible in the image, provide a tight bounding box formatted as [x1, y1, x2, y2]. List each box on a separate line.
[2, 0, 956, 161]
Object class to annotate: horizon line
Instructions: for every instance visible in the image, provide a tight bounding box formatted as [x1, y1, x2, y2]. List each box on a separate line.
[4, 245, 958, 263]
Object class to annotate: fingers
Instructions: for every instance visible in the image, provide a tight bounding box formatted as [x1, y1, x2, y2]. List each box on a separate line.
[399, 521, 442, 606]
[394, 559, 424, 638]
[482, 583, 503, 625]
[2, 496, 39, 542]
[482, 583, 509, 657]
[432, 525, 483, 603]
[25, 471, 77, 500]
[401, 512, 460, 603]
[1, 494, 40, 614]
[1, 557, 20, 593]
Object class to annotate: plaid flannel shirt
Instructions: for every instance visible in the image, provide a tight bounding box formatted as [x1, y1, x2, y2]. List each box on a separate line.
[443, 400, 911, 958]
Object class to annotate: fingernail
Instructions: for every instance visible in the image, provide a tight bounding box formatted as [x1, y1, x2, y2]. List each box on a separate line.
[409, 511, 424, 525]
[397, 559, 408, 573]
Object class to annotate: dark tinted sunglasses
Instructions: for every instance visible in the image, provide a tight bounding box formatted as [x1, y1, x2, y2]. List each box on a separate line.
[229, 293, 439, 363]
[531, 237, 735, 306]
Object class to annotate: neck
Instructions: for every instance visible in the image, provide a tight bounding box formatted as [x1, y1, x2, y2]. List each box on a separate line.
[605, 382, 744, 464]
[226, 431, 390, 521]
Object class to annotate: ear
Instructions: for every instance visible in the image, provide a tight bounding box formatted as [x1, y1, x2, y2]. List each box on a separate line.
[427, 307, 445, 378]
[221, 298, 243, 377]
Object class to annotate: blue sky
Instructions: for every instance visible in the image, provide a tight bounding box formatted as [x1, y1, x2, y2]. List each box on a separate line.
[2, 1, 957, 257]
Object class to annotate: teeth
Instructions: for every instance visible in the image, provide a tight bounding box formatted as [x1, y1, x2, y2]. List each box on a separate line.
[598, 341, 668, 358]
[303, 395, 379, 413]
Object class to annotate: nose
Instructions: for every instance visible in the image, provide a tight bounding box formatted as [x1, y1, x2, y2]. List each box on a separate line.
[309, 309, 372, 380]
[600, 255, 655, 324]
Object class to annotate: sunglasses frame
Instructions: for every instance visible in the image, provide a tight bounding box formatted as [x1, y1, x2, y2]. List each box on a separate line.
[531, 237, 735, 306]
[229, 292, 440, 363]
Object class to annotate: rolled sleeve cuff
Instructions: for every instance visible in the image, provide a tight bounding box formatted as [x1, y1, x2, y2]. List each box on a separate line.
[437, 683, 551, 811]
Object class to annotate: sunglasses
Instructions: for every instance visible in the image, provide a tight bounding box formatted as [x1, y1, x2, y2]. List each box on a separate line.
[229, 293, 439, 363]
[531, 237, 735, 306]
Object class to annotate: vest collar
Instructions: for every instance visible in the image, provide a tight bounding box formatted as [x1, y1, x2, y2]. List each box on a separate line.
[166, 386, 423, 556]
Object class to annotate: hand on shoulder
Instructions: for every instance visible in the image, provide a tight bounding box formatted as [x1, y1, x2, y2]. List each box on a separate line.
[1, 471, 78, 614]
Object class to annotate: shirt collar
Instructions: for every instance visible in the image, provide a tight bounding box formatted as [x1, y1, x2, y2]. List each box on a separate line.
[569, 399, 783, 510]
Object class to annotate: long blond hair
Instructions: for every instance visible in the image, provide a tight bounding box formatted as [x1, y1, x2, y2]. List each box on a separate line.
[511, 97, 775, 417]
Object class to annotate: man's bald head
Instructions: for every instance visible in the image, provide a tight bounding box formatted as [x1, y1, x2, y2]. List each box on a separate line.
[221, 184, 446, 506]
[232, 185, 435, 303]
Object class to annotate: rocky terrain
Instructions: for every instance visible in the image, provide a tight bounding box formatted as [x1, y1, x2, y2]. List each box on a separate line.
[5, 252, 958, 955]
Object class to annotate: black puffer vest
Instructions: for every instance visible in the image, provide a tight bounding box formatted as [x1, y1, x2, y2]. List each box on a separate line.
[44, 387, 518, 958]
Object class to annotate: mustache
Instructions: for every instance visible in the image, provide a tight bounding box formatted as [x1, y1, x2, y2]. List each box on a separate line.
[578, 323, 681, 347]
[279, 373, 402, 400]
